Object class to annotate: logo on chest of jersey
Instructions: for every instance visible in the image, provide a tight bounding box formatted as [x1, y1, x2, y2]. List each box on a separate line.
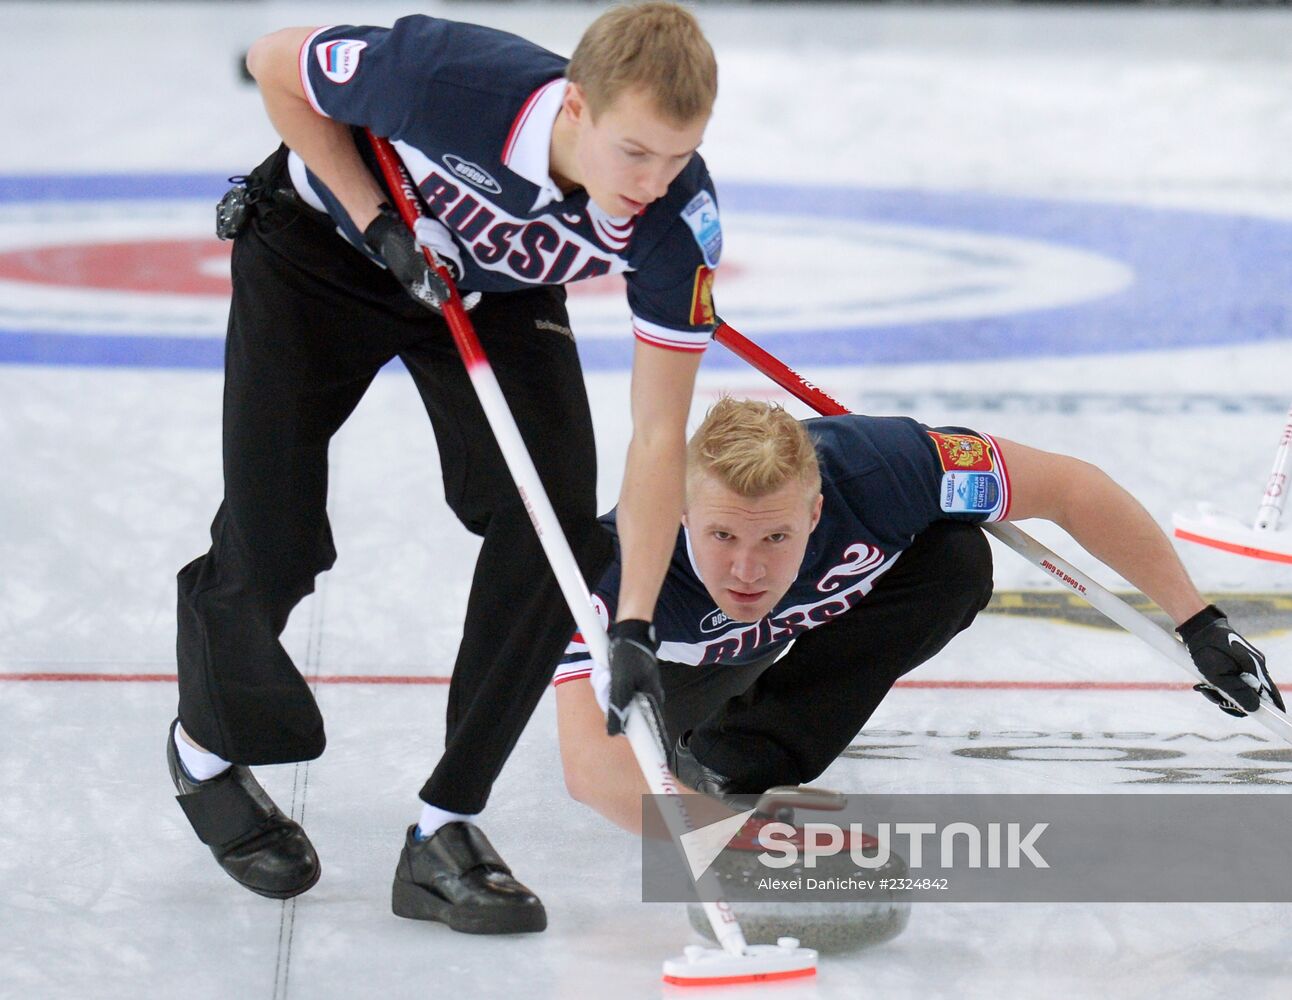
[420, 170, 622, 284]
[699, 608, 734, 634]
[442, 155, 503, 195]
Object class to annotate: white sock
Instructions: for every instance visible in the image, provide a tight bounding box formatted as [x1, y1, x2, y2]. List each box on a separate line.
[174, 725, 232, 782]
[415, 802, 479, 841]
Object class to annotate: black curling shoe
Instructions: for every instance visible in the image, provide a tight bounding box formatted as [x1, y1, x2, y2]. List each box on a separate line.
[392, 822, 547, 934]
[166, 719, 321, 899]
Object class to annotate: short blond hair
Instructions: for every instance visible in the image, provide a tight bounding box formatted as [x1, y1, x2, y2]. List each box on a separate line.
[688, 398, 821, 502]
[567, 2, 718, 124]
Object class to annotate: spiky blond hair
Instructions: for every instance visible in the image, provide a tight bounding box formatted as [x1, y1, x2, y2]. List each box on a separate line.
[566, 2, 718, 125]
[687, 398, 821, 503]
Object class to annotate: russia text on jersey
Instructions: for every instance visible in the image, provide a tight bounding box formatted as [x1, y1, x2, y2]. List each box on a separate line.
[553, 546, 902, 685]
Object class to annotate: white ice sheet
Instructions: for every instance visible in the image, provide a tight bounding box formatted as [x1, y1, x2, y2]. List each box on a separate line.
[2, 3, 1291, 998]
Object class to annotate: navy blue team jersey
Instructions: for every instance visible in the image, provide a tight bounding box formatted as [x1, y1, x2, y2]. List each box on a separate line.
[290, 16, 721, 352]
[556, 415, 1012, 699]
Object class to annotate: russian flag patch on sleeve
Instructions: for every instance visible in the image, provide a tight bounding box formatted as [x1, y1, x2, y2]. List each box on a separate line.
[317, 39, 367, 83]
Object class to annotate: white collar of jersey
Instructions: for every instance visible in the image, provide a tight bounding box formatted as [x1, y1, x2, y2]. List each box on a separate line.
[502, 78, 568, 212]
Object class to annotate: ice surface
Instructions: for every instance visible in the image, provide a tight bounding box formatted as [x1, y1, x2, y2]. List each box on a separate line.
[1, 3, 1290, 998]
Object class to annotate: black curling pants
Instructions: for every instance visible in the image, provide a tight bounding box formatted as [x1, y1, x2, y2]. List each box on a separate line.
[658, 521, 994, 792]
[176, 151, 612, 814]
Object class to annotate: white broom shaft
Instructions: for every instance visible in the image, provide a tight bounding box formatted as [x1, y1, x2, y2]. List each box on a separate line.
[1254, 403, 1292, 531]
[467, 364, 750, 957]
[620, 692, 749, 956]
[988, 523, 1292, 744]
[463, 368, 609, 658]
[987, 524, 1193, 666]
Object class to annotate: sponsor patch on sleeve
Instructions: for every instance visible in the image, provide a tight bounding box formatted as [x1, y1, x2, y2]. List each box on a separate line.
[317, 39, 367, 83]
[928, 431, 995, 472]
[689, 266, 716, 326]
[940, 471, 1003, 515]
[680, 191, 722, 267]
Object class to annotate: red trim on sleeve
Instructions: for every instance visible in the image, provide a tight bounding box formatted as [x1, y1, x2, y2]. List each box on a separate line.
[553, 670, 593, 687]
[297, 26, 332, 116]
[632, 327, 710, 353]
[983, 432, 1012, 521]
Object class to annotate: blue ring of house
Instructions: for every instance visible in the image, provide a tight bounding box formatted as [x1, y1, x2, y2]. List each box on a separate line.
[0, 173, 1289, 371]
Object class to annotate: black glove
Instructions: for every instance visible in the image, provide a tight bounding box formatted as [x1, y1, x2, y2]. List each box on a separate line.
[606, 619, 664, 737]
[363, 208, 451, 313]
[1177, 604, 1284, 717]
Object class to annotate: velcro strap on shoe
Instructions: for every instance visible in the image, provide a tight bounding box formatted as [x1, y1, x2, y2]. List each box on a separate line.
[175, 768, 279, 848]
[431, 822, 510, 876]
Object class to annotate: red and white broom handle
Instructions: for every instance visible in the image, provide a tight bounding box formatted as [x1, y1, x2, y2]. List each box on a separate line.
[368, 132, 749, 956]
[1254, 403, 1292, 532]
[712, 322, 1292, 745]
